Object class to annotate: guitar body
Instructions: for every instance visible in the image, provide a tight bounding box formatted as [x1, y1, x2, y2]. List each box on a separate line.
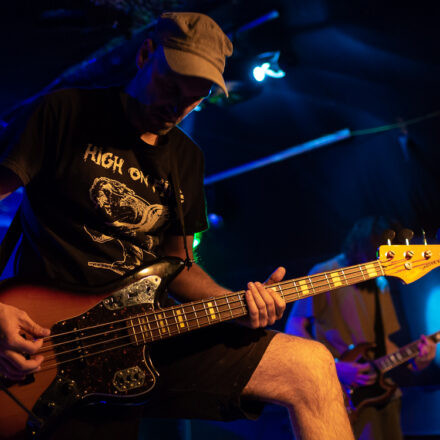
[341, 343, 397, 423]
[0, 257, 184, 439]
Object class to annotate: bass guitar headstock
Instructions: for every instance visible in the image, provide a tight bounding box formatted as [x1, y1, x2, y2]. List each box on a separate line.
[379, 244, 440, 284]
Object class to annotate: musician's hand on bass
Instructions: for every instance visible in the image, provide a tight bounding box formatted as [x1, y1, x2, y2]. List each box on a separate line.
[413, 334, 437, 371]
[336, 361, 377, 387]
[243, 267, 286, 329]
[0, 302, 50, 381]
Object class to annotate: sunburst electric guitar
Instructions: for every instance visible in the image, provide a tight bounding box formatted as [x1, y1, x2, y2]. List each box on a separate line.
[341, 330, 440, 422]
[1, 244, 440, 439]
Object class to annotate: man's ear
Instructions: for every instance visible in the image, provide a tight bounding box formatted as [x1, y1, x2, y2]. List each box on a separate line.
[136, 38, 156, 69]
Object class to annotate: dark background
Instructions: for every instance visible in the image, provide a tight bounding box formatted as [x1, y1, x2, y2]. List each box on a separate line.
[1, 0, 439, 436]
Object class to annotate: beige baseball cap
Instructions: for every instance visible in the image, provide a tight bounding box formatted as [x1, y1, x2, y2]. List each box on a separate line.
[153, 12, 233, 96]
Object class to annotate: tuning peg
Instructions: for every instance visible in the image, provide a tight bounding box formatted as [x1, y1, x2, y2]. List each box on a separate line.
[422, 229, 428, 245]
[382, 229, 396, 245]
[398, 228, 414, 245]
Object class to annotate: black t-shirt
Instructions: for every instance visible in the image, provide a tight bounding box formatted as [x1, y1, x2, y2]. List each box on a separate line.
[1, 87, 207, 286]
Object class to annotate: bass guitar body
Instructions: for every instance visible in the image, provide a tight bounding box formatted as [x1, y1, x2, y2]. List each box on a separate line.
[0, 257, 184, 440]
[341, 343, 397, 423]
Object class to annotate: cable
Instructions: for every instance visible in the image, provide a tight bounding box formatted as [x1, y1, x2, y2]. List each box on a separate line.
[351, 110, 440, 136]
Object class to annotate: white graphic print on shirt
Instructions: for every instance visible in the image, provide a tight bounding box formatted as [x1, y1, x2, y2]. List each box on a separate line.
[84, 176, 169, 275]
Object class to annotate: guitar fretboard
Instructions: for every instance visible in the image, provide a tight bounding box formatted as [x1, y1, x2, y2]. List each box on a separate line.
[129, 260, 385, 343]
[374, 331, 440, 372]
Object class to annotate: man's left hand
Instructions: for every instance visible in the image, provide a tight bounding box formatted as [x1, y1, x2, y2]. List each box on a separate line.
[413, 334, 437, 371]
[244, 267, 286, 328]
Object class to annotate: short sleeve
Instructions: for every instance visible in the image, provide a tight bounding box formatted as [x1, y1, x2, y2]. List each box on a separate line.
[0, 96, 56, 186]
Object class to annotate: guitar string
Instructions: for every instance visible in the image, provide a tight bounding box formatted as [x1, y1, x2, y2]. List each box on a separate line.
[375, 334, 439, 372]
[37, 271, 379, 367]
[38, 260, 385, 341]
[37, 260, 384, 352]
[33, 258, 428, 374]
[36, 257, 415, 360]
[39, 280, 370, 362]
[36, 259, 390, 350]
[36, 260, 388, 357]
[36, 258, 416, 368]
[35, 259, 417, 368]
[375, 349, 416, 372]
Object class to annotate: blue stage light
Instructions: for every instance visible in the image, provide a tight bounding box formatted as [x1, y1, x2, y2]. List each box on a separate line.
[208, 213, 224, 229]
[253, 64, 268, 82]
[252, 52, 285, 82]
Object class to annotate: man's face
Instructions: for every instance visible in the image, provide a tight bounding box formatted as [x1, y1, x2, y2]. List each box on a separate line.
[127, 45, 213, 135]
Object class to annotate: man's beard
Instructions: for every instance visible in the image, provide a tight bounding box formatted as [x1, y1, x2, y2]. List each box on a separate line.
[146, 119, 175, 135]
[121, 92, 178, 135]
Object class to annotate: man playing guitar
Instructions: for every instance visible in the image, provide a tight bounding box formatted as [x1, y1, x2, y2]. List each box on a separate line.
[285, 217, 436, 439]
[0, 12, 354, 440]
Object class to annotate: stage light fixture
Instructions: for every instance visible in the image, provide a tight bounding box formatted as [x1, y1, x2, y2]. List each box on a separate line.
[252, 51, 285, 82]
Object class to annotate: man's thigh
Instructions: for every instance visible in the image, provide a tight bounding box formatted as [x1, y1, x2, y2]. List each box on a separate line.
[142, 322, 277, 421]
[242, 333, 333, 402]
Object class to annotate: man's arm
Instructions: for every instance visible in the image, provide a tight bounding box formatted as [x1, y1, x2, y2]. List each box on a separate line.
[0, 166, 50, 379]
[162, 234, 286, 328]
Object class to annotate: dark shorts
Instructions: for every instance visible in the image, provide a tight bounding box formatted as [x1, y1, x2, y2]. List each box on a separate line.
[52, 323, 277, 439]
[144, 323, 278, 421]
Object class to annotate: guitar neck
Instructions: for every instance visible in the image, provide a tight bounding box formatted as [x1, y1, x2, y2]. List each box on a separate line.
[136, 259, 385, 343]
[373, 331, 440, 373]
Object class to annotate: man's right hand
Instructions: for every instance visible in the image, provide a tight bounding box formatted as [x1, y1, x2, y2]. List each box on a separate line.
[0, 302, 50, 381]
[336, 361, 377, 387]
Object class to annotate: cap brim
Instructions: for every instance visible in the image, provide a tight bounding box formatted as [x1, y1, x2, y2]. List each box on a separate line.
[162, 46, 229, 97]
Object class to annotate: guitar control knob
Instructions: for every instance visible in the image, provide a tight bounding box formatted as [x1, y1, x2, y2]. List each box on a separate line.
[386, 251, 395, 259]
[405, 250, 414, 259]
[423, 250, 432, 259]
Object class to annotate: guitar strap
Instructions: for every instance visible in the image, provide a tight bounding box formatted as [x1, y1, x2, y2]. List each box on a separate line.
[373, 283, 386, 357]
[169, 154, 193, 270]
[0, 207, 22, 277]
